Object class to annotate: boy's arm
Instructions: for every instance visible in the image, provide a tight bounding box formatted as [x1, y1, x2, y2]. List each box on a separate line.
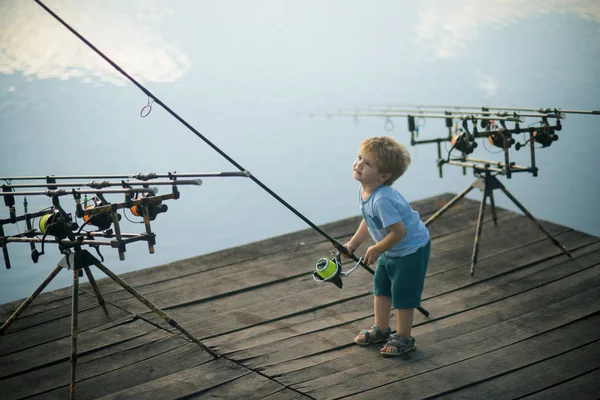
[363, 221, 406, 265]
[343, 219, 370, 256]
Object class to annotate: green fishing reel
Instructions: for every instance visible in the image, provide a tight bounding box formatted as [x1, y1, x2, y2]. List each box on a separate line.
[312, 252, 363, 289]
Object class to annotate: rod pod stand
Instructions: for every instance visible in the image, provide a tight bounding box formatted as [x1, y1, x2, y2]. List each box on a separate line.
[312, 252, 363, 288]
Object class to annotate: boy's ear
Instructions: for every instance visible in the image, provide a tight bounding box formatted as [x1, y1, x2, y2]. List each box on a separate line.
[380, 172, 392, 183]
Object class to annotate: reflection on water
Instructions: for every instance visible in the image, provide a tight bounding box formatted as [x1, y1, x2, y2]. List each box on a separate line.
[0, 0, 189, 86]
[416, 0, 600, 60]
[0, 1, 599, 304]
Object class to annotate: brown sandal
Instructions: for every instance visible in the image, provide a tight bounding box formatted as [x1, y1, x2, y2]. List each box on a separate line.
[354, 325, 392, 346]
[381, 334, 416, 356]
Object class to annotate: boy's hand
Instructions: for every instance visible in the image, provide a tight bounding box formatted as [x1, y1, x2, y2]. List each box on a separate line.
[363, 245, 383, 266]
[342, 241, 357, 259]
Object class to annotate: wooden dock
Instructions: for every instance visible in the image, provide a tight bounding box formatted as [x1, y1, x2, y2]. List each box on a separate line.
[1, 193, 599, 399]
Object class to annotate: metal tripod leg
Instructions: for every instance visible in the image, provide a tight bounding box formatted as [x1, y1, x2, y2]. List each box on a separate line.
[93, 261, 219, 359]
[500, 186, 572, 258]
[425, 185, 475, 226]
[489, 190, 498, 225]
[470, 189, 488, 276]
[83, 266, 109, 316]
[70, 269, 79, 400]
[0, 265, 62, 334]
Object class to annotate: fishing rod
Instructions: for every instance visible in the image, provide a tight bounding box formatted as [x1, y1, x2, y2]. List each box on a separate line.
[0, 171, 249, 182]
[31, 0, 419, 313]
[2, 179, 202, 189]
[349, 103, 599, 115]
[338, 108, 565, 120]
[327, 111, 525, 122]
[0, 188, 156, 197]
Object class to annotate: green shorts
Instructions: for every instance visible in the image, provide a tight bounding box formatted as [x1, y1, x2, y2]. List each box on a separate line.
[373, 240, 431, 309]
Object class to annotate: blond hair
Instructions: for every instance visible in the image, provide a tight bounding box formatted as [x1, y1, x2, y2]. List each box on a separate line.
[360, 136, 411, 185]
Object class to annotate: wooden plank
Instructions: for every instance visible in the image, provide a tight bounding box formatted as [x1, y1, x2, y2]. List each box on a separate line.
[260, 389, 314, 399]
[345, 314, 600, 399]
[26, 342, 216, 399]
[93, 196, 493, 312]
[178, 230, 596, 346]
[93, 358, 248, 399]
[0, 302, 130, 357]
[78, 194, 461, 296]
[289, 280, 600, 399]
[111, 210, 558, 320]
[425, 213, 570, 276]
[0, 265, 112, 321]
[424, 229, 594, 297]
[71, 193, 478, 303]
[415, 240, 600, 324]
[439, 339, 600, 399]
[182, 373, 310, 400]
[0, 292, 113, 333]
[206, 241, 600, 355]
[0, 316, 170, 378]
[92, 359, 294, 400]
[260, 264, 600, 396]
[1, 193, 597, 400]
[0, 286, 73, 322]
[1, 330, 179, 399]
[520, 368, 600, 400]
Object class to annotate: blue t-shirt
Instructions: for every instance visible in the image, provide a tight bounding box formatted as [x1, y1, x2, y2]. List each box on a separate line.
[359, 185, 430, 257]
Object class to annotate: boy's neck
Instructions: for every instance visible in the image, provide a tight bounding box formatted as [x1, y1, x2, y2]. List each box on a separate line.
[361, 183, 384, 199]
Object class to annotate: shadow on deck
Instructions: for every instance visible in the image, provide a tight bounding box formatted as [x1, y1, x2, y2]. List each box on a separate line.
[1, 193, 599, 399]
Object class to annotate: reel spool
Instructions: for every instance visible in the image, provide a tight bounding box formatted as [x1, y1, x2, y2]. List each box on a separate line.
[488, 132, 515, 149]
[130, 200, 168, 221]
[83, 205, 119, 230]
[39, 211, 72, 239]
[451, 132, 478, 155]
[82, 197, 121, 231]
[312, 252, 363, 289]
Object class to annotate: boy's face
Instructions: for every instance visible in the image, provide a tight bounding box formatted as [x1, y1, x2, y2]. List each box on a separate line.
[353, 149, 390, 186]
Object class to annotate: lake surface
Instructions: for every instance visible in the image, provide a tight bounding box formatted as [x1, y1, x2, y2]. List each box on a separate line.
[1, 0, 599, 304]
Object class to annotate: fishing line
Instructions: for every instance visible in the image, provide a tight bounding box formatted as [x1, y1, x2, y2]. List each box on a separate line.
[33, 0, 371, 272]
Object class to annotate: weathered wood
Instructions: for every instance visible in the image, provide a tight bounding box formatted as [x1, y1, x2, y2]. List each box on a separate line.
[346, 314, 600, 399]
[1, 193, 599, 400]
[207, 241, 600, 356]
[73, 194, 462, 297]
[28, 342, 215, 399]
[179, 230, 596, 348]
[0, 302, 129, 357]
[0, 316, 168, 378]
[91, 196, 492, 312]
[262, 264, 600, 394]
[0, 286, 73, 322]
[424, 229, 593, 297]
[0, 291, 113, 333]
[92, 358, 248, 400]
[94, 203, 498, 319]
[520, 368, 600, 400]
[125, 211, 558, 332]
[439, 336, 600, 399]
[183, 372, 310, 400]
[2, 330, 176, 399]
[291, 278, 600, 399]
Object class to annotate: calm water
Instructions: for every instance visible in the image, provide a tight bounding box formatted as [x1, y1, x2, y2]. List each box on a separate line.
[1, 0, 599, 304]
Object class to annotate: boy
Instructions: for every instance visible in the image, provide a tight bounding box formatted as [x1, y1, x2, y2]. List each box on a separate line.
[344, 136, 430, 357]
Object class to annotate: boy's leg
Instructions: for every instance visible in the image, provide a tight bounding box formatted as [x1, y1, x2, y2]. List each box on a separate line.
[354, 257, 393, 345]
[394, 308, 414, 337]
[381, 308, 416, 355]
[374, 295, 392, 330]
